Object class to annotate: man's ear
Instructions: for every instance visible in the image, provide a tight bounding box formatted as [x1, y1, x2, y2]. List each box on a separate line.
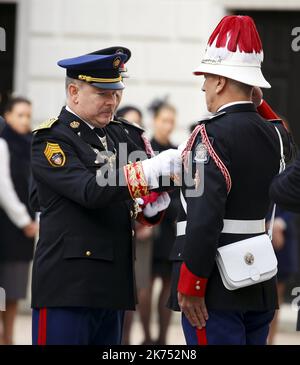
[68, 83, 80, 104]
[216, 76, 226, 94]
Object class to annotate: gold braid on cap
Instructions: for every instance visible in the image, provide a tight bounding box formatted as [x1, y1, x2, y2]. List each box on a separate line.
[78, 74, 122, 83]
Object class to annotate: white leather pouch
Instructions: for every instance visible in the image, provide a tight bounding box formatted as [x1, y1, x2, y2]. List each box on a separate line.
[216, 126, 285, 291]
[216, 233, 278, 290]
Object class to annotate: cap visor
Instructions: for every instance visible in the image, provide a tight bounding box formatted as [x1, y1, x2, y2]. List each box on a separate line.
[193, 63, 271, 88]
[91, 81, 125, 90]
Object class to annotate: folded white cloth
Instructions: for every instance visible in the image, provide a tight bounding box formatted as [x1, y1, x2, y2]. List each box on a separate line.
[143, 192, 171, 218]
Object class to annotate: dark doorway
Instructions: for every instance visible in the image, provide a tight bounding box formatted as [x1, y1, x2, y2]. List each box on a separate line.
[0, 3, 16, 115]
[234, 10, 300, 144]
[234, 10, 300, 304]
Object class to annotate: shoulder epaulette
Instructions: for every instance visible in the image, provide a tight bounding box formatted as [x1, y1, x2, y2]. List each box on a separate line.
[116, 117, 145, 132]
[266, 118, 288, 131]
[32, 117, 58, 133]
[198, 111, 226, 125]
[110, 119, 122, 125]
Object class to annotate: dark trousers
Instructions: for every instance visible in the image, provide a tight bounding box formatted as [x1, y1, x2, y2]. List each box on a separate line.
[32, 307, 124, 345]
[182, 310, 275, 345]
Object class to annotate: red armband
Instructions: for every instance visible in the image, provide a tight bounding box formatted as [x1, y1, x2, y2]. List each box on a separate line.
[124, 161, 149, 199]
[177, 262, 208, 297]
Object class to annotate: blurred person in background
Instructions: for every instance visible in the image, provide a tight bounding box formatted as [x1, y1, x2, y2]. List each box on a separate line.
[116, 105, 155, 345]
[0, 116, 5, 134]
[0, 97, 38, 344]
[269, 126, 300, 333]
[267, 118, 299, 343]
[267, 208, 299, 344]
[109, 51, 176, 344]
[117, 106, 143, 128]
[140, 98, 179, 345]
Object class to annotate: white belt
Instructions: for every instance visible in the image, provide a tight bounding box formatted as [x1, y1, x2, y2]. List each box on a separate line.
[176, 219, 266, 237]
[222, 219, 266, 234]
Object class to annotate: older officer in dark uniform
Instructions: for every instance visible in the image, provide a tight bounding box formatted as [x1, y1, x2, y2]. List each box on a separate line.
[168, 15, 294, 345]
[31, 50, 181, 345]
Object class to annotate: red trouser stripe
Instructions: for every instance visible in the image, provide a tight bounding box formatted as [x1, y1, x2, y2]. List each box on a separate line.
[196, 327, 208, 345]
[37, 308, 47, 345]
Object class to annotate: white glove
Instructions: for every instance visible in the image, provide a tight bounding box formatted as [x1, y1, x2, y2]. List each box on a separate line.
[143, 192, 171, 218]
[141, 149, 182, 188]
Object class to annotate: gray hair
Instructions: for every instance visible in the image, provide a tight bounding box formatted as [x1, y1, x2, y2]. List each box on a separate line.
[228, 78, 253, 97]
[65, 76, 83, 97]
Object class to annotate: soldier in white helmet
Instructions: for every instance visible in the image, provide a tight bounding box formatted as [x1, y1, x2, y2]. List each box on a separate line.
[168, 15, 295, 345]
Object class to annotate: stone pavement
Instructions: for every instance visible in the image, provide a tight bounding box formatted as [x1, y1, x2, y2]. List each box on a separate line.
[13, 304, 300, 345]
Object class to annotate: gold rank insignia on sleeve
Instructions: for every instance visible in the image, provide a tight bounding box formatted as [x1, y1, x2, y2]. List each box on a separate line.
[44, 142, 66, 167]
[32, 117, 58, 132]
[70, 121, 80, 129]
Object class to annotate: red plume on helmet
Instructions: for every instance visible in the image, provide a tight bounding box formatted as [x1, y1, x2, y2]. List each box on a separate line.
[193, 15, 270, 88]
[208, 15, 262, 54]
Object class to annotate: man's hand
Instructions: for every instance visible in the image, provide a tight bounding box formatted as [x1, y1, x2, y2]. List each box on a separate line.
[23, 221, 38, 238]
[141, 149, 182, 188]
[178, 292, 209, 329]
[272, 219, 286, 251]
[267, 218, 286, 251]
[143, 192, 170, 218]
[136, 224, 153, 240]
[272, 225, 285, 251]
